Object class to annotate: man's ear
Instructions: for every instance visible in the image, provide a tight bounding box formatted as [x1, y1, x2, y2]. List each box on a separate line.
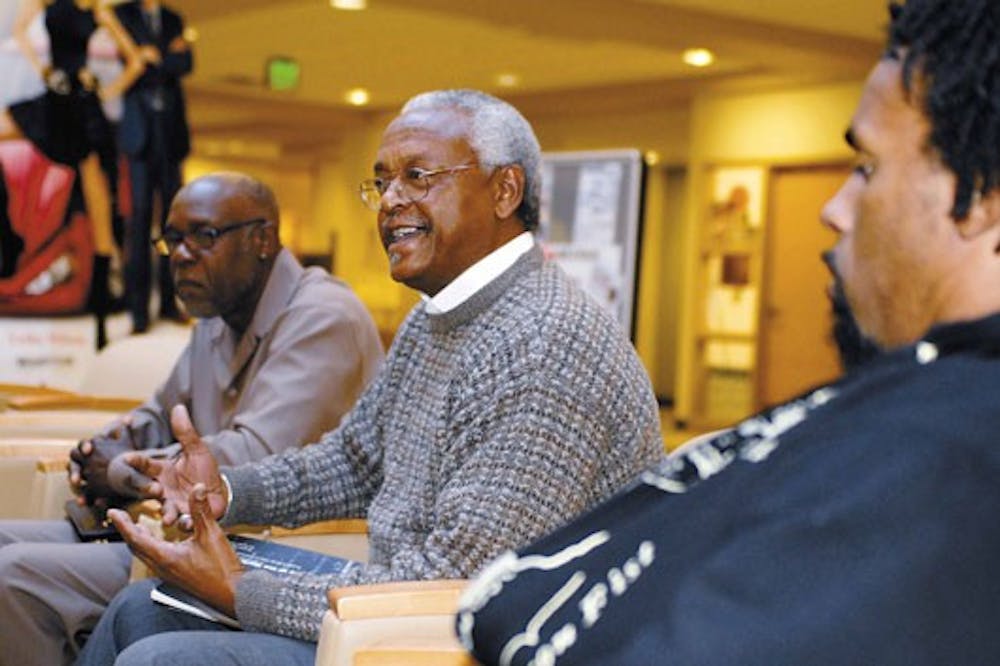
[253, 222, 278, 259]
[493, 165, 525, 221]
[957, 188, 1000, 241]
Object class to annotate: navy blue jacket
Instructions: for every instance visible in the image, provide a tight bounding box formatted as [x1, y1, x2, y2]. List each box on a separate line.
[462, 313, 1000, 665]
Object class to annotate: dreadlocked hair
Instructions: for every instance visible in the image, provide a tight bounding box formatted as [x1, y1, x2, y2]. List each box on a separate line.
[888, 0, 1000, 220]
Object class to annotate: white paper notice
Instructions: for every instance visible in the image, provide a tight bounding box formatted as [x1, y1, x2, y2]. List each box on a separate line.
[573, 162, 622, 244]
[546, 243, 624, 326]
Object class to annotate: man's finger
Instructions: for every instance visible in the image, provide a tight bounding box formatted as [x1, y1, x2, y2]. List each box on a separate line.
[68, 460, 82, 487]
[188, 483, 218, 537]
[69, 440, 92, 465]
[107, 508, 161, 558]
[161, 497, 185, 527]
[122, 451, 164, 479]
[170, 405, 208, 457]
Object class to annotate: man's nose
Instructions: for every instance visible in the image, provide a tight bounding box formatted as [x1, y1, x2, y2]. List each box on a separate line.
[379, 177, 410, 212]
[171, 238, 196, 264]
[820, 176, 859, 235]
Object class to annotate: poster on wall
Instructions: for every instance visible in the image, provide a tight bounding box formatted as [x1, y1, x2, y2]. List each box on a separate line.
[538, 149, 645, 338]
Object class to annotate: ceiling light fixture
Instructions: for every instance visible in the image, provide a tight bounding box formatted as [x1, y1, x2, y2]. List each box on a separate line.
[682, 48, 715, 68]
[496, 73, 520, 88]
[330, 0, 367, 9]
[345, 88, 370, 106]
[183, 26, 199, 42]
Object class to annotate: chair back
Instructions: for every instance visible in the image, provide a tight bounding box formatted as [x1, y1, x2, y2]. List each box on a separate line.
[77, 326, 189, 400]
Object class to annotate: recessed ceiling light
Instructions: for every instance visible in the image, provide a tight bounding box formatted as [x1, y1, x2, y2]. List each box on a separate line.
[345, 88, 370, 106]
[330, 0, 366, 9]
[682, 48, 715, 68]
[644, 150, 661, 166]
[496, 73, 520, 88]
[183, 26, 198, 42]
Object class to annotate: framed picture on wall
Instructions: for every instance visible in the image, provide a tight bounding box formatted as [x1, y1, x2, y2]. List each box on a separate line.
[697, 164, 769, 424]
[707, 165, 766, 244]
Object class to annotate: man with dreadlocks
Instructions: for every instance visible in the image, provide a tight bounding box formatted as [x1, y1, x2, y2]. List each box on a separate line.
[459, 1, 1000, 663]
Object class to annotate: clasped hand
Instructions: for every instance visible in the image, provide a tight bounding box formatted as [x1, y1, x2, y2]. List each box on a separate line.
[69, 417, 138, 508]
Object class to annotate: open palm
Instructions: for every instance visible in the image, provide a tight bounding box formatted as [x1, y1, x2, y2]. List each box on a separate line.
[124, 404, 228, 527]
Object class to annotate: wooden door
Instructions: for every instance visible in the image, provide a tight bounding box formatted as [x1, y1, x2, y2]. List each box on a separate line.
[758, 164, 850, 408]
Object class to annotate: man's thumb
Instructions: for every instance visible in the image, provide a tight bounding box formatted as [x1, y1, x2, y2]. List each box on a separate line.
[170, 404, 203, 453]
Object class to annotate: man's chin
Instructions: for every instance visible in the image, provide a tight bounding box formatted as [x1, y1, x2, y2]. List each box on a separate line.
[388, 258, 427, 290]
[177, 301, 215, 320]
[829, 294, 880, 371]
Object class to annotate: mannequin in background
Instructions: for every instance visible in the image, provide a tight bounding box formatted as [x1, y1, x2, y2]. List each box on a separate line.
[0, 0, 142, 348]
[114, 0, 192, 332]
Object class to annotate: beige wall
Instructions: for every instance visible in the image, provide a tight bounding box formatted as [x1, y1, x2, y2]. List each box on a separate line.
[182, 156, 315, 252]
[307, 112, 416, 334]
[673, 80, 864, 423]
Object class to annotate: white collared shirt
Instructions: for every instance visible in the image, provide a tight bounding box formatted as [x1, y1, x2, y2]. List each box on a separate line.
[422, 232, 535, 314]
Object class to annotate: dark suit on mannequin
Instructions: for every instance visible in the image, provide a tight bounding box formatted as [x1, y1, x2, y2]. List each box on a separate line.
[114, 0, 192, 332]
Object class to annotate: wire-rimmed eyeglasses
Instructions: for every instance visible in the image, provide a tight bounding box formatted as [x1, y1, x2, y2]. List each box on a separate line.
[152, 218, 268, 256]
[358, 164, 477, 211]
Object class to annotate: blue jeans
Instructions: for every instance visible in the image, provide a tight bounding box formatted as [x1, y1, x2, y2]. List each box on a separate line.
[74, 579, 317, 666]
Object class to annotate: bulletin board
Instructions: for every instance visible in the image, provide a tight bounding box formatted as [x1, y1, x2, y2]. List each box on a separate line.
[538, 149, 645, 339]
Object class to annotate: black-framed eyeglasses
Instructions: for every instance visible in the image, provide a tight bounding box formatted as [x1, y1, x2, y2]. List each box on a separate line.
[152, 218, 268, 256]
[358, 164, 477, 211]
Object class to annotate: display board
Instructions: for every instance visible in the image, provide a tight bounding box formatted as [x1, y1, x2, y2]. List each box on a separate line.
[538, 149, 645, 338]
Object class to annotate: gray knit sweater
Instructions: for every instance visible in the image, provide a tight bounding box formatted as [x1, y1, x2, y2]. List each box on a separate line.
[224, 245, 664, 641]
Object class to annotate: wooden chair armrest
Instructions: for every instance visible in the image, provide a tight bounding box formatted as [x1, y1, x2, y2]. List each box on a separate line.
[4, 393, 142, 412]
[36, 456, 69, 473]
[0, 383, 76, 398]
[270, 518, 368, 537]
[0, 437, 76, 459]
[223, 519, 368, 537]
[328, 580, 467, 621]
[353, 639, 476, 666]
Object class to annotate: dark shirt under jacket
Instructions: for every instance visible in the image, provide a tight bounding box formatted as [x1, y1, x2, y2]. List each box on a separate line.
[462, 312, 1000, 666]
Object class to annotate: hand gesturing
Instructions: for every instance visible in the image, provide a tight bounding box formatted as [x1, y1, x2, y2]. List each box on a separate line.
[108, 482, 244, 618]
[121, 404, 228, 528]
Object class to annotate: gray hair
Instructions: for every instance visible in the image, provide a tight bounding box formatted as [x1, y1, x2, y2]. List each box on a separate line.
[401, 89, 541, 231]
